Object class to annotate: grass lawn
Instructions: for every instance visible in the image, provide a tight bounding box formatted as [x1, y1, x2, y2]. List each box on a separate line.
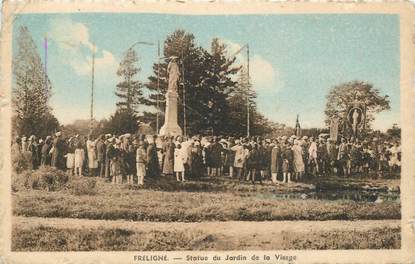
[13, 176, 400, 222]
[12, 217, 400, 251]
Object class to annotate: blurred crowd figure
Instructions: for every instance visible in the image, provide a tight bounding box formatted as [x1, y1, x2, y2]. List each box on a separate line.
[11, 132, 401, 185]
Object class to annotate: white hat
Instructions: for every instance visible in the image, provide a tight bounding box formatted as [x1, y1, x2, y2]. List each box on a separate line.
[55, 132, 62, 136]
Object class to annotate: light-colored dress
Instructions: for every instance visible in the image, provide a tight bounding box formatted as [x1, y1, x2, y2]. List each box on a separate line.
[231, 145, 246, 168]
[87, 140, 98, 169]
[74, 148, 85, 168]
[66, 153, 75, 169]
[174, 148, 185, 172]
[292, 145, 305, 173]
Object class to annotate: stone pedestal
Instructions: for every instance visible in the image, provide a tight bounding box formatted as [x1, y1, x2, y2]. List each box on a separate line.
[159, 91, 182, 136]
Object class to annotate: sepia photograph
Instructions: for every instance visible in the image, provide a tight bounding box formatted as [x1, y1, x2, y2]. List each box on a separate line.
[1, 2, 414, 262]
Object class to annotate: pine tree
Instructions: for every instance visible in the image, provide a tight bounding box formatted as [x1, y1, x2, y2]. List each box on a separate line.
[115, 48, 145, 113]
[12, 26, 58, 137]
[227, 67, 257, 136]
[145, 31, 240, 135]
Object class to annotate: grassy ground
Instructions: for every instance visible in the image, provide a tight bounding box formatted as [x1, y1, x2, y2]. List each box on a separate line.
[12, 217, 400, 251]
[13, 176, 400, 222]
[12, 172, 401, 251]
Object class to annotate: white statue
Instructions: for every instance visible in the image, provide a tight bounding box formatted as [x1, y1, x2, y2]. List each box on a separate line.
[352, 109, 359, 132]
[167, 56, 180, 93]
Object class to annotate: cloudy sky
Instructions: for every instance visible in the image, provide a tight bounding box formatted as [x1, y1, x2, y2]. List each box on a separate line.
[12, 13, 399, 130]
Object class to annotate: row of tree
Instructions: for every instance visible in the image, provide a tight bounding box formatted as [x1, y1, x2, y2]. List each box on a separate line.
[12, 26, 395, 140]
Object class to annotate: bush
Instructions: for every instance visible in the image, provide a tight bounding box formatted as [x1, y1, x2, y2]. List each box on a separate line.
[16, 166, 69, 191]
[66, 177, 97, 196]
[12, 151, 32, 174]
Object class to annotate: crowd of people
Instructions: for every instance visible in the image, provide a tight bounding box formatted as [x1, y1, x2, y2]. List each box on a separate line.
[11, 132, 401, 185]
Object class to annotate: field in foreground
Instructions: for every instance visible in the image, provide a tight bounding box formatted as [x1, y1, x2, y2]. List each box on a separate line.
[12, 172, 401, 250]
[13, 176, 400, 222]
[13, 217, 400, 251]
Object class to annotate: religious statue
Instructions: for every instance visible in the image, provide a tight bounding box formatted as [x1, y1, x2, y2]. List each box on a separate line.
[159, 56, 183, 136]
[352, 109, 359, 132]
[167, 56, 180, 93]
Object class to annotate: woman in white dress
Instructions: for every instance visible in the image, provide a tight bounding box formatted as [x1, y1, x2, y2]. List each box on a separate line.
[86, 135, 98, 176]
[65, 137, 75, 176]
[292, 139, 305, 181]
[74, 142, 85, 176]
[174, 144, 185, 182]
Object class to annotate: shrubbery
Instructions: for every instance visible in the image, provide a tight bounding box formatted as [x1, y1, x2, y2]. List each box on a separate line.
[12, 152, 32, 174]
[12, 166, 69, 191]
[12, 166, 96, 195]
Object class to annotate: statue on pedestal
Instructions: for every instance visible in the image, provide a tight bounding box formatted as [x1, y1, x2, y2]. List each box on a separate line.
[159, 56, 183, 136]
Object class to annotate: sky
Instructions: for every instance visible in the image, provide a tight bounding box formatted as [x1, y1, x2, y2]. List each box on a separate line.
[12, 13, 400, 131]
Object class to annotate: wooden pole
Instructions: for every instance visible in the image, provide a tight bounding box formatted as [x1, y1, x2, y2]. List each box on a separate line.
[156, 40, 160, 134]
[246, 44, 250, 138]
[90, 43, 95, 135]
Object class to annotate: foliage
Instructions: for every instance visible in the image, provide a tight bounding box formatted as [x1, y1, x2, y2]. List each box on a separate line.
[104, 109, 138, 135]
[12, 150, 31, 174]
[14, 166, 69, 191]
[143, 30, 277, 136]
[386, 123, 401, 140]
[115, 49, 146, 113]
[12, 26, 59, 138]
[324, 81, 390, 137]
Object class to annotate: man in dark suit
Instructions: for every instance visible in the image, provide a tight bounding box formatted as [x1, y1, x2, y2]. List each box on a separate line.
[96, 134, 106, 178]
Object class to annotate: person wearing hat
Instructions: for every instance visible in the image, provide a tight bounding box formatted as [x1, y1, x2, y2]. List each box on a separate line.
[174, 142, 186, 182]
[27, 135, 40, 170]
[207, 136, 223, 177]
[301, 136, 310, 176]
[317, 138, 329, 177]
[308, 137, 319, 177]
[146, 135, 160, 179]
[337, 137, 349, 177]
[110, 139, 123, 185]
[74, 141, 85, 176]
[162, 136, 175, 176]
[189, 139, 204, 179]
[105, 137, 116, 181]
[270, 138, 282, 184]
[96, 134, 106, 178]
[231, 139, 248, 181]
[292, 139, 305, 181]
[246, 142, 261, 184]
[136, 140, 148, 185]
[281, 140, 294, 184]
[51, 132, 66, 170]
[86, 134, 98, 177]
[41, 136, 52, 166]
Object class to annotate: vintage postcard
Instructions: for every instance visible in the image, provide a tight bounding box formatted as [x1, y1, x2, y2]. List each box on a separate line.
[0, 1, 414, 263]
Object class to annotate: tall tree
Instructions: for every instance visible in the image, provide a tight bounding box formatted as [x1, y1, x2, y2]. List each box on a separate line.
[145, 31, 241, 135]
[12, 26, 59, 137]
[145, 30, 206, 134]
[115, 48, 145, 113]
[227, 67, 257, 136]
[324, 80, 390, 136]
